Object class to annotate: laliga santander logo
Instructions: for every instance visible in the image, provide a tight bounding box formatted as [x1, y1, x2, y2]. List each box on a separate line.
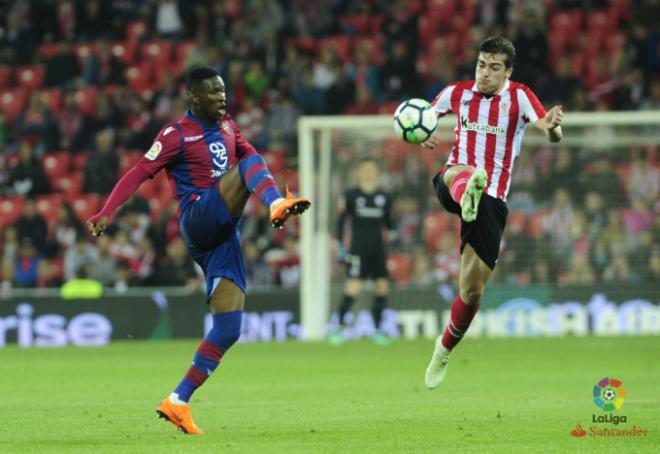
[593, 377, 626, 411]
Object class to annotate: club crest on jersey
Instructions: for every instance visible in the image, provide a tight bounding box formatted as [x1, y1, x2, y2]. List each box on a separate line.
[500, 101, 510, 113]
[222, 121, 232, 134]
[145, 141, 162, 160]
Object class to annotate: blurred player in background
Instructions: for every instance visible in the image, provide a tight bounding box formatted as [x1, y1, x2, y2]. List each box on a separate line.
[422, 37, 563, 389]
[87, 67, 310, 434]
[330, 158, 396, 346]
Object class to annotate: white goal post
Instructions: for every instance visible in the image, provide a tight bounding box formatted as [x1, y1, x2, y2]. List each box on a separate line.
[297, 111, 660, 341]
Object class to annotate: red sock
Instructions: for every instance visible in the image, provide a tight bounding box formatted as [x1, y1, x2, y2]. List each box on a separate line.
[441, 296, 480, 351]
[449, 171, 472, 204]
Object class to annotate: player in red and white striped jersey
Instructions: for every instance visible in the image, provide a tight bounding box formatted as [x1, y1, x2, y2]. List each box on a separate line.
[424, 36, 563, 389]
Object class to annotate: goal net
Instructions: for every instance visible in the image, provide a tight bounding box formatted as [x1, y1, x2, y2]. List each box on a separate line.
[298, 111, 660, 340]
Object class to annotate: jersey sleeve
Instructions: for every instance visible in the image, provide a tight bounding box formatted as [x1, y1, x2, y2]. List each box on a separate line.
[518, 85, 546, 124]
[430, 85, 455, 117]
[227, 114, 258, 159]
[137, 124, 182, 177]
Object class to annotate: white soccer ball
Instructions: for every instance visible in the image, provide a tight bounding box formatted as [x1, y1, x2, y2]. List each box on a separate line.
[393, 98, 438, 144]
[603, 388, 616, 401]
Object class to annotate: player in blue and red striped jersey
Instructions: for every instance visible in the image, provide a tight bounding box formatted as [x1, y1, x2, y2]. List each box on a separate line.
[87, 67, 310, 434]
[422, 37, 563, 389]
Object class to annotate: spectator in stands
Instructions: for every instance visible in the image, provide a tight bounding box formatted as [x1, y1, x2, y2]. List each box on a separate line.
[224, 61, 248, 110]
[7, 141, 50, 197]
[110, 230, 137, 263]
[12, 198, 48, 254]
[184, 29, 212, 70]
[381, 0, 418, 50]
[541, 56, 583, 108]
[58, 91, 87, 152]
[411, 245, 433, 285]
[235, 96, 267, 149]
[129, 238, 156, 285]
[84, 92, 121, 145]
[640, 79, 660, 110]
[346, 43, 380, 102]
[512, 9, 547, 89]
[48, 202, 84, 257]
[83, 128, 119, 195]
[564, 253, 596, 285]
[293, 69, 325, 115]
[590, 237, 610, 282]
[380, 39, 419, 101]
[626, 149, 658, 204]
[10, 238, 43, 288]
[0, 112, 9, 151]
[538, 147, 582, 204]
[623, 197, 653, 237]
[113, 260, 131, 293]
[154, 199, 182, 257]
[244, 60, 271, 99]
[15, 92, 59, 154]
[265, 93, 300, 151]
[500, 214, 535, 283]
[603, 252, 638, 283]
[152, 0, 184, 39]
[0, 8, 38, 65]
[270, 236, 300, 288]
[44, 41, 80, 88]
[326, 65, 355, 115]
[82, 38, 126, 86]
[344, 85, 379, 115]
[646, 245, 660, 282]
[313, 47, 340, 93]
[155, 237, 201, 290]
[76, 0, 113, 41]
[64, 235, 98, 281]
[89, 234, 116, 286]
[242, 203, 276, 254]
[580, 155, 623, 207]
[602, 208, 632, 257]
[544, 188, 574, 257]
[1, 226, 19, 286]
[433, 235, 460, 284]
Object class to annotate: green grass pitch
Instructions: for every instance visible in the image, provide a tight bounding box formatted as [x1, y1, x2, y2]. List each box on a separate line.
[1, 336, 658, 453]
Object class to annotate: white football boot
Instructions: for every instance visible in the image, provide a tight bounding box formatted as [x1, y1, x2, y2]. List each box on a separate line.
[460, 168, 487, 222]
[425, 336, 451, 389]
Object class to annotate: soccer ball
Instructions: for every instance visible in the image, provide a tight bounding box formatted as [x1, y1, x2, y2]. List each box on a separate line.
[603, 388, 616, 401]
[393, 98, 438, 144]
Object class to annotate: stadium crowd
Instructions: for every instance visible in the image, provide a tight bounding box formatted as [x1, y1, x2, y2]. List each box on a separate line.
[0, 0, 658, 291]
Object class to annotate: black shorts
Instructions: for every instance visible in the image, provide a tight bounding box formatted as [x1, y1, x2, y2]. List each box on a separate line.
[432, 169, 508, 269]
[346, 246, 388, 279]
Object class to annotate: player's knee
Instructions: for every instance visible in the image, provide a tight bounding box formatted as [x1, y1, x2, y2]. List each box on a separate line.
[460, 286, 483, 306]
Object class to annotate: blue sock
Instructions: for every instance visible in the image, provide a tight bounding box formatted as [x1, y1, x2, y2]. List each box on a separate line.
[173, 311, 243, 402]
[238, 154, 281, 207]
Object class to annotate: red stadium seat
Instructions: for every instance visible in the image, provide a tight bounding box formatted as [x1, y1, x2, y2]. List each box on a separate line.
[549, 10, 583, 35]
[43, 152, 72, 179]
[126, 20, 148, 42]
[74, 43, 96, 67]
[340, 15, 372, 34]
[35, 194, 64, 227]
[423, 211, 456, 252]
[38, 88, 64, 114]
[0, 88, 28, 124]
[15, 65, 46, 90]
[0, 66, 13, 87]
[224, 0, 241, 17]
[354, 35, 384, 64]
[73, 87, 98, 115]
[141, 40, 173, 62]
[52, 173, 84, 198]
[70, 195, 101, 223]
[0, 197, 24, 229]
[174, 41, 195, 63]
[586, 10, 617, 35]
[387, 254, 413, 285]
[37, 43, 61, 59]
[263, 150, 286, 175]
[427, 0, 457, 27]
[110, 40, 137, 65]
[125, 63, 153, 93]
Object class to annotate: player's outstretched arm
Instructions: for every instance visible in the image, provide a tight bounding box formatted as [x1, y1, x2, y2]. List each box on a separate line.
[535, 105, 564, 143]
[87, 165, 151, 237]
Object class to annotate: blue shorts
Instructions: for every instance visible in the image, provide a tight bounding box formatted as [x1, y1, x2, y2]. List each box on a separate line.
[179, 187, 246, 301]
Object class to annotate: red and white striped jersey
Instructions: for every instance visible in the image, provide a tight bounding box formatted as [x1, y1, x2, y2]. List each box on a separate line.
[431, 80, 546, 200]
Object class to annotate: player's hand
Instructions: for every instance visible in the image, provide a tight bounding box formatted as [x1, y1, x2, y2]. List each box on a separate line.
[87, 214, 108, 237]
[421, 133, 442, 149]
[543, 105, 563, 130]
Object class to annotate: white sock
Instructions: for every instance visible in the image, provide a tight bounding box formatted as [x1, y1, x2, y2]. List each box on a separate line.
[169, 392, 187, 405]
[270, 198, 285, 209]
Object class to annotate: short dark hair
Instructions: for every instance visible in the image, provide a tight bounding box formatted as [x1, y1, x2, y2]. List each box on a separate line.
[185, 66, 220, 92]
[478, 36, 516, 68]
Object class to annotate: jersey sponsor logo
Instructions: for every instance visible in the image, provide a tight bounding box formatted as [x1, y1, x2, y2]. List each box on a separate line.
[184, 134, 204, 142]
[460, 115, 505, 135]
[356, 207, 385, 218]
[163, 126, 175, 136]
[145, 141, 163, 160]
[209, 141, 228, 178]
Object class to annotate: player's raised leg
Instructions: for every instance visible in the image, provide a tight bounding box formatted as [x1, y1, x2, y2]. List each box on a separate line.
[235, 153, 310, 228]
[443, 165, 487, 223]
[157, 279, 244, 434]
[425, 244, 491, 389]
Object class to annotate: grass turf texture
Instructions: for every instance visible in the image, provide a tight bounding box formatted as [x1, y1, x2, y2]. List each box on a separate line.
[1, 337, 658, 453]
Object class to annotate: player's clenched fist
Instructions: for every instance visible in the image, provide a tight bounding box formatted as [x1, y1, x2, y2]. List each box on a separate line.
[87, 215, 108, 237]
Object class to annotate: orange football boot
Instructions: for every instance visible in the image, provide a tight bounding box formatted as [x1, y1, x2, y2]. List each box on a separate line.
[270, 185, 311, 228]
[156, 397, 204, 435]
